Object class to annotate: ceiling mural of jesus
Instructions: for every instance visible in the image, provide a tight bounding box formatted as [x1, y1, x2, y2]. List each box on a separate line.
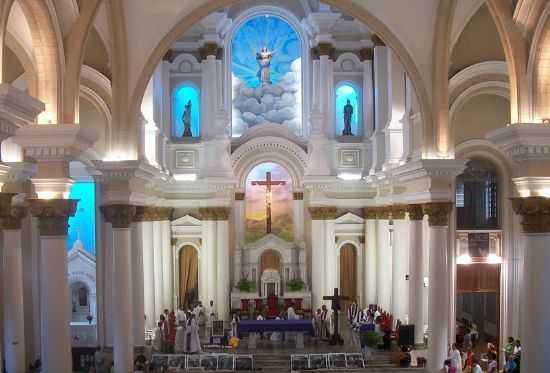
[245, 162, 293, 243]
[231, 15, 302, 137]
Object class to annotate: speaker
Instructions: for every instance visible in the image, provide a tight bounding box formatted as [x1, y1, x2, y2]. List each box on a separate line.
[398, 324, 415, 346]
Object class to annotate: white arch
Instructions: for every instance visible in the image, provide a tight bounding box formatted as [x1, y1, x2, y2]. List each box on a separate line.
[449, 81, 510, 125]
[176, 241, 201, 256]
[527, 0, 550, 121]
[449, 61, 508, 97]
[334, 52, 363, 73]
[231, 135, 307, 189]
[335, 239, 361, 257]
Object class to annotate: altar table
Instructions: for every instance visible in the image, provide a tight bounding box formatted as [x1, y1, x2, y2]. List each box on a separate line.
[238, 320, 314, 349]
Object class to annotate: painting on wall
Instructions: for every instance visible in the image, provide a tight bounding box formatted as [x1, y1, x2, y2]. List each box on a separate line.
[245, 162, 293, 243]
[67, 182, 96, 255]
[231, 15, 302, 136]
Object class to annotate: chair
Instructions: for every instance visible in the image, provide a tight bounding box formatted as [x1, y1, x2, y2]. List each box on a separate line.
[267, 294, 279, 318]
[240, 299, 250, 314]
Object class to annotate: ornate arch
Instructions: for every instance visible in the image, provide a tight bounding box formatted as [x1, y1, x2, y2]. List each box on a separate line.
[450, 81, 510, 124]
[128, 0, 433, 161]
[231, 135, 307, 189]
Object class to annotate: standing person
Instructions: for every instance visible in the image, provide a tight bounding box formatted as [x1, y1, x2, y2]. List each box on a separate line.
[487, 352, 498, 373]
[176, 305, 187, 324]
[184, 314, 202, 353]
[313, 309, 323, 339]
[504, 336, 515, 361]
[471, 358, 482, 373]
[320, 305, 331, 339]
[159, 314, 167, 352]
[174, 321, 185, 353]
[166, 311, 177, 353]
[206, 300, 217, 336]
[444, 359, 456, 373]
[449, 344, 463, 373]
[230, 312, 240, 338]
[152, 321, 163, 352]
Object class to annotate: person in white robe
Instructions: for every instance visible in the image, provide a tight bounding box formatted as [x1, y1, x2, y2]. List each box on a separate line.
[286, 305, 299, 342]
[230, 313, 240, 338]
[350, 307, 365, 348]
[270, 315, 283, 342]
[313, 309, 323, 340]
[174, 321, 186, 353]
[176, 306, 187, 324]
[184, 315, 202, 353]
[152, 321, 163, 352]
[206, 300, 217, 334]
[320, 305, 331, 339]
[450, 343, 463, 373]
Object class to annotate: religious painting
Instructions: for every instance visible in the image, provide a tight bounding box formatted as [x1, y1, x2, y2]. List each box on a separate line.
[335, 83, 360, 137]
[67, 182, 96, 255]
[309, 354, 328, 370]
[245, 162, 293, 242]
[231, 15, 302, 136]
[328, 353, 347, 369]
[217, 354, 235, 370]
[172, 84, 200, 138]
[291, 355, 309, 371]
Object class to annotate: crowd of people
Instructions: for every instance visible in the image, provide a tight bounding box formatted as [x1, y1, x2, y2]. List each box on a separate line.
[444, 336, 521, 373]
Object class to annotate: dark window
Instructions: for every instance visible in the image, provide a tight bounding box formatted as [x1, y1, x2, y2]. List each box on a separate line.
[456, 159, 499, 229]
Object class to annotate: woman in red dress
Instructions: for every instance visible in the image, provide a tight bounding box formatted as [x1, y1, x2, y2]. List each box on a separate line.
[167, 311, 177, 353]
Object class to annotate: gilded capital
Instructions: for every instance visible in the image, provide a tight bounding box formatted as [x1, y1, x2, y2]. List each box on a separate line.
[422, 202, 453, 227]
[511, 197, 550, 233]
[376, 207, 391, 220]
[359, 48, 373, 61]
[363, 207, 378, 220]
[29, 199, 78, 236]
[390, 205, 407, 220]
[317, 43, 334, 58]
[1, 206, 27, 230]
[199, 43, 220, 59]
[100, 204, 136, 229]
[0, 193, 16, 216]
[199, 207, 231, 221]
[406, 204, 424, 221]
[133, 206, 146, 222]
[308, 206, 337, 220]
[235, 192, 245, 201]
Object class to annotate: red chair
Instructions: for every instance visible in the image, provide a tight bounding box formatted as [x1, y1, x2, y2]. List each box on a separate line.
[254, 299, 263, 314]
[267, 294, 279, 318]
[284, 298, 293, 310]
[240, 299, 250, 314]
[294, 298, 303, 310]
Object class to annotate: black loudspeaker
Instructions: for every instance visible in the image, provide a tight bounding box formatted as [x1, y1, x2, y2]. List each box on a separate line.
[398, 325, 415, 346]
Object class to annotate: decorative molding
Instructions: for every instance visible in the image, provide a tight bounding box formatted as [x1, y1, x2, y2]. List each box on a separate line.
[390, 205, 407, 219]
[0, 83, 44, 131]
[199, 43, 221, 60]
[100, 204, 137, 229]
[422, 202, 453, 227]
[169, 53, 202, 73]
[316, 42, 335, 58]
[406, 204, 424, 221]
[487, 124, 550, 163]
[376, 207, 391, 220]
[448, 61, 508, 95]
[337, 148, 362, 169]
[308, 206, 337, 220]
[235, 192, 245, 201]
[511, 197, 550, 233]
[363, 207, 378, 219]
[199, 207, 231, 220]
[29, 199, 78, 236]
[175, 150, 198, 169]
[450, 81, 509, 124]
[334, 52, 363, 72]
[359, 48, 373, 61]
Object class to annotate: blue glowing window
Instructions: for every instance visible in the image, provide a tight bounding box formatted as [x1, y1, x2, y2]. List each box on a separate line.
[172, 84, 200, 138]
[67, 182, 96, 255]
[335, 83, 360, 136]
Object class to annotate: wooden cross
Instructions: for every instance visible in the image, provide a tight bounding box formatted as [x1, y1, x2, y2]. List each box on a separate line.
[250, 171, 286, 234]
[323, 288, 348, 345]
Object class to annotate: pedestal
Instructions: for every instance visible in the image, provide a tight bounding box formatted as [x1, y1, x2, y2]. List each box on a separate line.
[29, 199, 78, 373]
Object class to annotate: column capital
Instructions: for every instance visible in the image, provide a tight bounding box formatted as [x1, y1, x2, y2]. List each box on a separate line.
[359, 48, 374, 61]
[377, 207, 391, 220]
[363, 207, 378, 219]
[390, 205, 407, 220]
[308, 206, 337, 220]
[406, 204, 424, 221]
[199, 207, 231, 220]
[100, 204, 136, 229]
[1, 206, 27, 230]
[234, 192, 245, 201]
[29, 199, 78, 236]
[511, 197, 550, 233]
[199, 43, 221, 60]
[372, 34, 385, 47]
[422, 202, 453, 227]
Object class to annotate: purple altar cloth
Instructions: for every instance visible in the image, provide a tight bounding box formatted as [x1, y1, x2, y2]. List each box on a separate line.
[238, 320, 314, 333]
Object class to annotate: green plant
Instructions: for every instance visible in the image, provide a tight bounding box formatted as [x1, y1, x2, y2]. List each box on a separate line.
[287, 278, 305, 291]
[236, 278, 255, 292]
[361, 331, 381, 348]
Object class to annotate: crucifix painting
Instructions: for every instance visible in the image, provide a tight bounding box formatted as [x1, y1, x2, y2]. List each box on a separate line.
[245, 162, 293, 242]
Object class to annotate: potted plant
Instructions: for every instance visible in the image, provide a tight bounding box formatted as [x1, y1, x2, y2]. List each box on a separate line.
[287, 278, 305, 292]
[235, 278, 255, 293]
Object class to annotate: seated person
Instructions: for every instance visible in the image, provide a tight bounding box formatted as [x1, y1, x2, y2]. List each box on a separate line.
[399, 346, 412, 367]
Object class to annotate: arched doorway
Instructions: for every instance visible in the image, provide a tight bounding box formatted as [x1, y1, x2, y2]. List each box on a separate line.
[179, 245, 199, 309]
[339, 244, 357, 305]
[259, 250, 281, 296]
[70, 281, 90, 322]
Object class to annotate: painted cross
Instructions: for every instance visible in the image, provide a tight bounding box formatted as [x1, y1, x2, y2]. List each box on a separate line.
[250, 171, 286, 234]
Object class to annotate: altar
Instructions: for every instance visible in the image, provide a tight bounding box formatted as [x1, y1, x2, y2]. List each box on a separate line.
[238, 319, 314, 348]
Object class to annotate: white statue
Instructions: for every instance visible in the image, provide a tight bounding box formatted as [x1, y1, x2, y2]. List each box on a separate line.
[256, 47, 275, 85]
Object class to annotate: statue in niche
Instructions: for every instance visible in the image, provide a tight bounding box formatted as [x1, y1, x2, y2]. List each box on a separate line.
[182, 99, 192, 137]
[256, 47, 275, 85]
[342, 99, 354, 136]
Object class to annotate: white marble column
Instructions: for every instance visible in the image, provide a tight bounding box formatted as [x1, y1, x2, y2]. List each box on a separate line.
[1, 202, 27, 373]
[325, 217, 336, 301]
[142, 218, 156, 330]
[234, 192, 246, 251]
[161, 214, 173, 311]
[364, 208, 378, 306]
[131, 212, 145, 348]
[216, 208, 231, 320]
[29, 199, 78, 373]
[101, 205, 136, 373]
[309, 207, 336, 308]
[152, 219, 164, 318]
[391, 207, 410, 322]
[318, 48, 335, 140]
[512, 198, 550, 373]
[376, 208, 392, 311]
[292, 192, 305, 246]
[423, 203, 452, 373]
[370, 45, 389, 174]
[407, 205, 425, 345]
[200, 208, 218, 305]
[102, 221, 114, 347]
